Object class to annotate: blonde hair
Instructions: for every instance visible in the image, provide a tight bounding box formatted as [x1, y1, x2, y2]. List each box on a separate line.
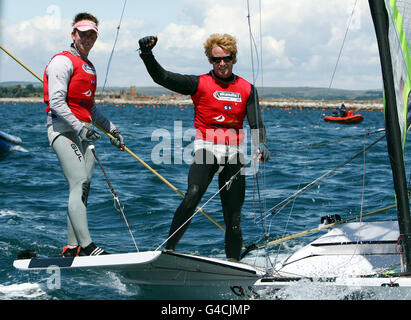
[203, 33, 237, 64]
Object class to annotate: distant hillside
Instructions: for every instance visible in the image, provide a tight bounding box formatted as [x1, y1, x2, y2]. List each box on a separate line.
[132, 86, 383, 100]
[0, 81, 42, 88]
[131, 86, 383, 100]
[257, 86, 382, 100]
[101, 86, 175, 96]
[0, 82, 382, 100]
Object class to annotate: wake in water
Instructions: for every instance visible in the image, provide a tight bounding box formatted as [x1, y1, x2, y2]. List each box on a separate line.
[10, 145, 29, 153]
[0, 283, 48, 299]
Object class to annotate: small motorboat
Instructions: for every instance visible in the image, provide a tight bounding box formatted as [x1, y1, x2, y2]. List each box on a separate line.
[0, 130, 22, 153]
[324, 110, 363, 124]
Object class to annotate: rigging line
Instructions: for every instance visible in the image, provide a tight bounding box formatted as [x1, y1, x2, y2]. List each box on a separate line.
[267, 0, 366, 268]
[88, 145, 139, 252]
[265, 0, 361, 263]
[247, 0, 272, 270]
[155, 150, 261, 252]
[246, 0, 260, 84]
[269, 1, 361, 260]
[247, 204, 397, 252]
[271, 128, 385, 157]
[259, 0, 264, 91]
[268, 1, 363, 258]
[269, 112, 371, 264]
[94, 124, 227, 233]
[257, 0, 268, 228]
[155, 167, 245, 252]
[333, 128, 369, 272]
[327, 0, 358, 92]
[259, 133, 386, 223]
[311, 0, 358, 115]
[247, 0, 266, 231]
[100, 0, 127, 99]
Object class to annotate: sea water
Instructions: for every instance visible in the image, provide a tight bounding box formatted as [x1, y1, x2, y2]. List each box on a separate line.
[0, 102, 403, 300]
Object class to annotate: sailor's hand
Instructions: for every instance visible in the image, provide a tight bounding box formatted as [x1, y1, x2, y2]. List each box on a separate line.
[138, 36, 158, 55]
[257, 143, 270, 162]
[79, 127, 101, 143]
[110, 129, 125, 151]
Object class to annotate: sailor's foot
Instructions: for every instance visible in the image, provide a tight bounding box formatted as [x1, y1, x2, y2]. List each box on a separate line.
[78, 242, 109, 256]
[162, 248, 174, 253]
[227, 257, 240, 262]
[62, 245, 80, 257]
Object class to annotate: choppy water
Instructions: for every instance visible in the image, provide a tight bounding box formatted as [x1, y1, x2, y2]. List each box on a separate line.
[0, 102, 405, 300]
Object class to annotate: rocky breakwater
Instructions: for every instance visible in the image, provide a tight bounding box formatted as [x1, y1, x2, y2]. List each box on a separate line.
[0, 95, 383, 110]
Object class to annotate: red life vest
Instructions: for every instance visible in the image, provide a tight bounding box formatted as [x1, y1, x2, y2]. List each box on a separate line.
[191, 73, 251, 145]
[43, 51, 97, 123]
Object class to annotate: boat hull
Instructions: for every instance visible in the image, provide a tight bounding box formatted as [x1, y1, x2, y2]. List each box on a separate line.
[0, 130, 22, 153]
[324, 114, 364, 124]
[13, 221, 410, 299]
[13, 250, 264, 299]
[274, 220, 400, 277]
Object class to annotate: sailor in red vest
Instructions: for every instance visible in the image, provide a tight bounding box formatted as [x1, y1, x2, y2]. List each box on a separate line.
[44, 13, 124, 257]
[139, 34, 269, 261]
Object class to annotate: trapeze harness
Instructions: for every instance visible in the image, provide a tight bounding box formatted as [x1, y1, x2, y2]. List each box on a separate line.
[43, 50, 97, 122]
[192, 72, 251, 145]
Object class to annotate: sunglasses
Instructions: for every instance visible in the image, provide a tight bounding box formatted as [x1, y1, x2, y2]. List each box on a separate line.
[211, 55, 233, 63]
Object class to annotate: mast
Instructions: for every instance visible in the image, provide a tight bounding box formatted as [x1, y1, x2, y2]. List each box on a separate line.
[369, 0, 411, 271]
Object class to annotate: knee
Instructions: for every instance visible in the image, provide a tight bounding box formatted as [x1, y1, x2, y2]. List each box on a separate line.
[225, 214, 241, 234]
[185, 184, 200, 201]
[227, 223, 242, 236]
[70, 179, 90, 206]
[81, 181, 91, 206]
[182, 184, 201, 210]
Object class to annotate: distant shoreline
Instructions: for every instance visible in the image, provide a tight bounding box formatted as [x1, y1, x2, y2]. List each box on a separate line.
[0, 96, 383, 110]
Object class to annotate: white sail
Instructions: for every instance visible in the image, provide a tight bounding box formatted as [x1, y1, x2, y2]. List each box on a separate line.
[385, 0, 411, 146]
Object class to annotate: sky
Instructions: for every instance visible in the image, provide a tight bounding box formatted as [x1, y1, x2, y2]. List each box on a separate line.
[0, 0, 382, 90]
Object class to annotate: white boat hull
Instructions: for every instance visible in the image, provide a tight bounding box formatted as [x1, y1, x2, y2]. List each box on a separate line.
[274, 220, 401, 278]
[13, 221, 411, 299]
[13, 250, 265, 299]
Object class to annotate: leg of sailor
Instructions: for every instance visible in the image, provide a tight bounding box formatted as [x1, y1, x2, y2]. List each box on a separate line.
[219, 152, 245, 261]
[51, 131, 94, 248]
[165, 148, 219, 251]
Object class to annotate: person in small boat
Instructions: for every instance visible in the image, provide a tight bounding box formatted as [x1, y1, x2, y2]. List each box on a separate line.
[138, 34, 269, 261]
[43, 12, 125, 257]
[339, 103, 347, 117]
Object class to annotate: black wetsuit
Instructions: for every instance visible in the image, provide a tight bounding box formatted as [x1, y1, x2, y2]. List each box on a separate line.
[140, 54, 266, 260]
[339, 104, 347, 117]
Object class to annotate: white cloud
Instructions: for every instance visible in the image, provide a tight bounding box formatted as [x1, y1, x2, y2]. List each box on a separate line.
[160, 23, 206, 50]
[0, 0, 382, 90]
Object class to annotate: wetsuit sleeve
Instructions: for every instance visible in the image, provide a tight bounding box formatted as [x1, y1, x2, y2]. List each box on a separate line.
[46, 55, 84, 135]
[140, 54, 199, 95]
[90, 106, 116, 133]
[246, 85, 267, 146]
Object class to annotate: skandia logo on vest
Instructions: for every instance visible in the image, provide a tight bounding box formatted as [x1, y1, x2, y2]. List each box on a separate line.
[213, 91, 242, 102]
[82, 64, 96, 75]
